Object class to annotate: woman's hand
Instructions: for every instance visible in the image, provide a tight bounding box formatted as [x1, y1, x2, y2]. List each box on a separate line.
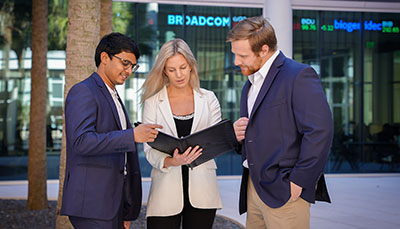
[164, 146, 203, 168]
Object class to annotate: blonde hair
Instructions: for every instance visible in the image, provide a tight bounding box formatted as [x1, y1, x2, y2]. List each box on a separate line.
[140, 38, 200, 103]
[226, 16, 277, 54]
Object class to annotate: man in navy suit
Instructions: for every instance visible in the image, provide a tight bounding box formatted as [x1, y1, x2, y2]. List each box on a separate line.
[227, 17, 333, 228]
[61, 33, 162, 228]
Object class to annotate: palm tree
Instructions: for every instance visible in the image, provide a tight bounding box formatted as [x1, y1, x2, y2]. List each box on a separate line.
[55, 0, 100, 227]
[101, 0, 112, 38]
[27, 0, 48, 210]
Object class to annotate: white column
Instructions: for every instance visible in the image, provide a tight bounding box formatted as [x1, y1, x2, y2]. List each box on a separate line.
[263, 0, 293, 58]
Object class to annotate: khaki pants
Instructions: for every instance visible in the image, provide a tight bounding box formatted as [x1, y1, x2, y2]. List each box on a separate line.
[246, 176, 310, 229]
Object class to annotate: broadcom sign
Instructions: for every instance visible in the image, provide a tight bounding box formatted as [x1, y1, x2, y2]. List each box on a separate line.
[167, 15, 247, 27]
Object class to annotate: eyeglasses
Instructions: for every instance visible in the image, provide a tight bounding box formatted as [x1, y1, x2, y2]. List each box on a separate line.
[111, 54, 140, 73]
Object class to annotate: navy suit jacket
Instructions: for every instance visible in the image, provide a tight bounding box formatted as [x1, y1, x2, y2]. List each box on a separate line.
[238, 52, 333, 214]
[60, 73, 142, 221]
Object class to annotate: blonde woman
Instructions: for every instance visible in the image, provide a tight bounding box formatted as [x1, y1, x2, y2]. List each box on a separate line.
[141, 38, 222, 229]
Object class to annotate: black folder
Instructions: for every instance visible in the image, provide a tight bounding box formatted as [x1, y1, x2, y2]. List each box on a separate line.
[147, 119, 238, 168]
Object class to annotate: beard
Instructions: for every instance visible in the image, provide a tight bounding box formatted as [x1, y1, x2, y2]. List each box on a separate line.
[239, 65, 258, 76]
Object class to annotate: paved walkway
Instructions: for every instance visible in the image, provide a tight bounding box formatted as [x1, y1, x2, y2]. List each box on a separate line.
[1, 174, 399, 228]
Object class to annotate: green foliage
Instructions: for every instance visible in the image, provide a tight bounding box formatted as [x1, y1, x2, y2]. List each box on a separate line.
[112, 2, 156, 56]
[112, 1, 134, 36]
[48, 0, 68, 50]
[0, 0, 32, 68]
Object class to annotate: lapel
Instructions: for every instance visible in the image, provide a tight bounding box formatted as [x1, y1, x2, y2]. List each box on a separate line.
[240, 81, 251, 118]
[249, 51, 285, 118]
[157, 86, 203, 136]
[93, 73, 122, 130]
[158, 86, 178, 137]
[191, 89, 205, 133]
[116, 92, 132, 129]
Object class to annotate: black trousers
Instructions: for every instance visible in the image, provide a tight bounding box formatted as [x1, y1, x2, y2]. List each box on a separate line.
[147, 166, 216, 229]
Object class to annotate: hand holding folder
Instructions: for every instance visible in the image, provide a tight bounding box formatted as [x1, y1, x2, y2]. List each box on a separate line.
[140, 119, 238, 168]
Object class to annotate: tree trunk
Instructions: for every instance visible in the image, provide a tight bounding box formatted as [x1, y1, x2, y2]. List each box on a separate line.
[27, 0, 48, 211]
[100, 0, 112, 38]
[55, 0, 100, 227]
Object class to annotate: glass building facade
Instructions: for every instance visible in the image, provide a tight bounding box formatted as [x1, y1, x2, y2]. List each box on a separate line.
[0, 1, 399, 180]
[293, 10, 400, 172]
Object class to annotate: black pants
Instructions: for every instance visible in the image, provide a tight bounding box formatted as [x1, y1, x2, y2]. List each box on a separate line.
[147, 166, 216, 229]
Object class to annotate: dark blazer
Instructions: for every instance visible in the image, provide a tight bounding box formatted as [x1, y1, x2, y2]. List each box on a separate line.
[238, 52, 333, 214]
[60, 73, 142, 221]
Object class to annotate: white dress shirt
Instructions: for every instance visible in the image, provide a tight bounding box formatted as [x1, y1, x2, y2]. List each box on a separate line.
[106, 84, 127, 175]
[243, 50, 280, 168]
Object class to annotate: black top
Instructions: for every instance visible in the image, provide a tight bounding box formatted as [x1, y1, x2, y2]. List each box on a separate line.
[173, 115, 193, 139]
[173, 113, 194, 207]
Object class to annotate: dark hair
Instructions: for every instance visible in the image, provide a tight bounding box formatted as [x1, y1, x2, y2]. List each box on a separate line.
[94, 32, 141, 67]
[226, 16, 277, 54]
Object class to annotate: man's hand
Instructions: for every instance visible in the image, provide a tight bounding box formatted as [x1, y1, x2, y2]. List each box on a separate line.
[233, 117, 249, 142]
[290, 181, 303, 201]
[123, 220, 131, 229]
[133, 123, 163, 143]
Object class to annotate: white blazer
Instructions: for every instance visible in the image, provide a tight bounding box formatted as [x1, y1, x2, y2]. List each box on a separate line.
[142, 86, 223, 217]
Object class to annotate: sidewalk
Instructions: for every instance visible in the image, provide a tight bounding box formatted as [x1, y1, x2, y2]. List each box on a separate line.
[1, 174, 400, 228]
